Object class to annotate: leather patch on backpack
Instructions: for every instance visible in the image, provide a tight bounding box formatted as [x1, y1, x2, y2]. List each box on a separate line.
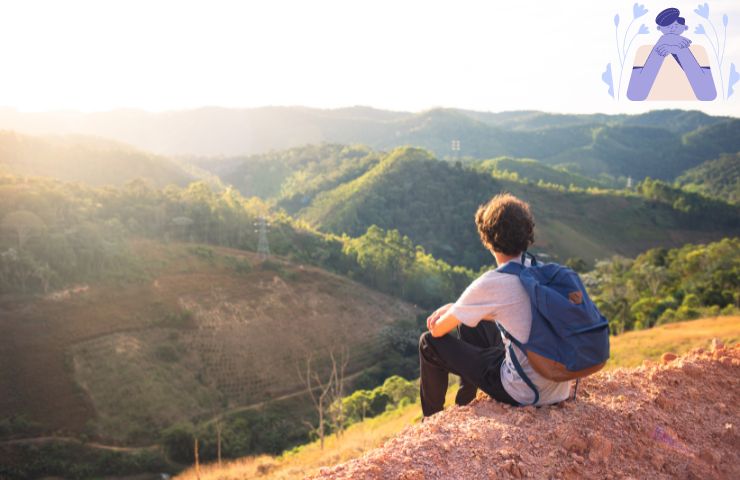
[568, 291, 583, 305]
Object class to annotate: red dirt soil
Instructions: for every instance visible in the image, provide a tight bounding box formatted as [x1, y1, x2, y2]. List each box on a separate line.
[312, 343, 740, 480]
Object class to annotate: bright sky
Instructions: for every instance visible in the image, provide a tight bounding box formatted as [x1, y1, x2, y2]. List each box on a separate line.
[1, 0, 739, 115]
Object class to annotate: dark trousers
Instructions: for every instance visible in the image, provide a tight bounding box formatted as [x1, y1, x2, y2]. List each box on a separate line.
[419, 321, 519, 417]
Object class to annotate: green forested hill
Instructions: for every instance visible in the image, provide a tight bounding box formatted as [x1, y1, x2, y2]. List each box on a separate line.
[588, 237, 739, 333]
[541, 119, 740, 179]
[300, 147, 497, 267]
[219, 143, 383, 212]
[196, 110, 738, 183]
[379, 112, 738, 181]
[675, 153, 740, 204]
[475, 157, 608, 188]
[617, 109, 724, 134]
[297, 147, 740, 269]
[465, 109, 722, 134]
[3, 108, 737, 184]
[0, 130, 193, 187]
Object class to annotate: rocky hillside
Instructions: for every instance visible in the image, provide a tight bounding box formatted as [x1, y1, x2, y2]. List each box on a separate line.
[312, 343, 739, 480]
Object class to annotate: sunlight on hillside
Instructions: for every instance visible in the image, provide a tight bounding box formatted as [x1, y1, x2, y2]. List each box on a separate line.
[176, 315, 740, 480]
[607, 315, 740, 369]
[175, 388, 453, 480]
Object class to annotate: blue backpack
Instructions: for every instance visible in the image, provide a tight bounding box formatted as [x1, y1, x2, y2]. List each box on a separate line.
[496, 253, 610, 404]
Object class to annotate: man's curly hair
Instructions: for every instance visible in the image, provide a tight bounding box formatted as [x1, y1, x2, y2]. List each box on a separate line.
[475, 193, 534, 256]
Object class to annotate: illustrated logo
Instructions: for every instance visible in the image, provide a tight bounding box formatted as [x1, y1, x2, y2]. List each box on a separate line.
[602, 3, 739, 101]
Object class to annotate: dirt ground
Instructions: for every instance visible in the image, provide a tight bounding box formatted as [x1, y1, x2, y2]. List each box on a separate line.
[312, 342, 740, 480]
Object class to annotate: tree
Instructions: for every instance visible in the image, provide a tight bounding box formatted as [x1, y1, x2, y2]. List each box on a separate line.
[327, 347, 350, 440]
[296, 352, 335, 450]
[565, 257, 588, 273]
[296, 346, 351, 448]
[380, 375, 417, 406]
[1, 210, 46, 249]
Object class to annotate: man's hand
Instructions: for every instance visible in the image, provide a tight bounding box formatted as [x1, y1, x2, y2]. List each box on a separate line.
[427, 303, 453, 330]
[657, 33, 691, 51]
[656, 44, 682, 56]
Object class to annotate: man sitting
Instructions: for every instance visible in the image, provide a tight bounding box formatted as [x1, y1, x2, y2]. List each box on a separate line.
[418, 193, 571, 417]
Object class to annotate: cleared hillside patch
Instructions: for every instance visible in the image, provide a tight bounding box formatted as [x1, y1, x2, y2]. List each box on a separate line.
[0, 239, 418, 445]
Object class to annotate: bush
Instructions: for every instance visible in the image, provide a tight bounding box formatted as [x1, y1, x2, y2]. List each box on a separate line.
[260, 259, 284, 273]
[153, 344, 180, 362]
[0, 442, 169, 480]
[565, 257, 589, 273]
[229, 256, 253, 274]
[160, 422, 196, 464]
[0, 415, 39, 436]
[188, 245, 214, 261]
[380, 375, 417, 406]
[158, 309, 195, 329]
[656, 308, 677, 325]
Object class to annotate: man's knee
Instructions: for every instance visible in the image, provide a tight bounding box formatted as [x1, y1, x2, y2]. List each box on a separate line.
[419, 331, 432, 349]
[420, 330, 450, 360]
[419, 331, 438, 356]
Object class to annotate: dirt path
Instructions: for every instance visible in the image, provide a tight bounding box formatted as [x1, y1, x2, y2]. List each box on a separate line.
[200, 368, 368, 427]
[0, 435, 159, 452]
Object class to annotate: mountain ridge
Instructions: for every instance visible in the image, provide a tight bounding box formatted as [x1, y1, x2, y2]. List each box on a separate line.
[0, 108, 735, 179]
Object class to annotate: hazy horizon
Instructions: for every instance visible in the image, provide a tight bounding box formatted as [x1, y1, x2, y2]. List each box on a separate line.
[1, 104, 738, 119]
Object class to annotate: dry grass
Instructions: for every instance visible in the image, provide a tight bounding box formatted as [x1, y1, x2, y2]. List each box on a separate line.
[175, 386, 457, 480]
[607, 315, 740, 369]
[175, 316, 740, 480]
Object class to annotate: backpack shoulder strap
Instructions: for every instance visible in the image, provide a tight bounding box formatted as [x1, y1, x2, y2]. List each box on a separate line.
[495, 252, 537, 275]
[497, 262, 523, 275]
[495, 322, 540, 406]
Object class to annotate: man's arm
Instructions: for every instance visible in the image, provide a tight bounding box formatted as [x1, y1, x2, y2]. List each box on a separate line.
[673, 47, 717, 100]
[627, 34, 692, 101]
[430, 311, 461, 337]
[627, 45, 667, 100]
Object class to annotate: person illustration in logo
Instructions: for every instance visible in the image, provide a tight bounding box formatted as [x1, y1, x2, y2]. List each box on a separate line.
[627, 7, 716, 101]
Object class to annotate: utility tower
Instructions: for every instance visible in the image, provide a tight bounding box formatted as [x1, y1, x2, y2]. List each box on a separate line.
[451, 139, 461, 161]
[255, 216, 270, 260]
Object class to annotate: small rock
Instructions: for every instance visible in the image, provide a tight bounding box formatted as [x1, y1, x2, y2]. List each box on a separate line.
[655, 395, 675, 410]
[571, 453, 584, 463]
[650, 453, 665, 470]
[588, 434, 613, 464]
[504, 461, 521, 478]
[563, 433, 588, 454]
[398, 469, 425, 480]
[661, 352, 678, 364]
[683, 364, 702, 378]
[699, 447, 721, 465]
